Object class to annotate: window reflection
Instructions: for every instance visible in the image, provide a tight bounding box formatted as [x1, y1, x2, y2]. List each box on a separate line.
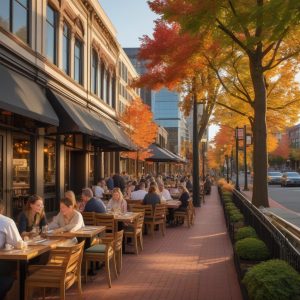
[46, 5, 57, 64]
[0, 0, 10, 30]
[13, 1, 28, 43]
[44, 139, 57, 212]
[91, 50, 98, 94]
[74, 38, 83, 84]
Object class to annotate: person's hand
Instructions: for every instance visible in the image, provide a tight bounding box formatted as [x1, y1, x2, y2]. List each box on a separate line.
[53, 228, 64, 234]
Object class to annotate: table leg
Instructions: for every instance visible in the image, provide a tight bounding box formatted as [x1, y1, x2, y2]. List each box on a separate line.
[19, 260, 27, 300]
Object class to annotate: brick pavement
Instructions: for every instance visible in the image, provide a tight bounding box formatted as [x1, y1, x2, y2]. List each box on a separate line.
[64, 186, 242, 300]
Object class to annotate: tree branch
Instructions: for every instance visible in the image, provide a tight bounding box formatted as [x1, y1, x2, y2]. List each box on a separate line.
[267, 98, 300, 110]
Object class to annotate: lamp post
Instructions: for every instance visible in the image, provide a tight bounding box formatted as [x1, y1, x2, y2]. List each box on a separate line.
[201, 139, 207, 181]
[192, 97, 202, 207]
[225, 154, 229, 183]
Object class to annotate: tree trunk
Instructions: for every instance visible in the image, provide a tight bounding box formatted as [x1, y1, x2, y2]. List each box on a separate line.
[249, 55, 269, 207]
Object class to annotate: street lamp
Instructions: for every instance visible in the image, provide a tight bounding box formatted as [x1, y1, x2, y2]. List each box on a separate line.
[201, 138, 207, 182]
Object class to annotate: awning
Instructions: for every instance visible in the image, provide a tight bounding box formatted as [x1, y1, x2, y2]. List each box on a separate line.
[163, 148, 187, 164]
[46, 89, 134, 151]
[146, 144, 181, 163]
[0, 64, 59, 126]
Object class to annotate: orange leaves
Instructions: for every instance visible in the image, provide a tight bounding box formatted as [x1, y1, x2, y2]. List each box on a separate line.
[120, 98, 158, 161]
[270, 133, 290, 159]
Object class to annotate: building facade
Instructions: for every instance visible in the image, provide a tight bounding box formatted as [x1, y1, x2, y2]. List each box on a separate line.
[0, 0, 134, 218]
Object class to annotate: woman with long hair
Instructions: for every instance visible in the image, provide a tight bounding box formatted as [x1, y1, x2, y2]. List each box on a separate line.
[177, 185, 190, 211]
[18, 195, 47, 237]
[142, 185, 161, 208]
[106, 187, 127, 213]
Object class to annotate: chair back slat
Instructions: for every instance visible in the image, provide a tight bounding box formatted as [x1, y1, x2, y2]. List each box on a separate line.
[154, 204, 166, 219]
[142, 205, 153, 218]
[81, 212, 95, 225]
[127, 200, 142, 211]
[94, 213, 115, 236]
[114, 230, 124, 252]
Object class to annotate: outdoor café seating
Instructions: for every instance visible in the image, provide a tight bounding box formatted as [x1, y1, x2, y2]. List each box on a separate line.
[25, 241, 85, 300]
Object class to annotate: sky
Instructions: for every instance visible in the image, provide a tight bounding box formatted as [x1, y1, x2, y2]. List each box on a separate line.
[99, 0, 219, 140]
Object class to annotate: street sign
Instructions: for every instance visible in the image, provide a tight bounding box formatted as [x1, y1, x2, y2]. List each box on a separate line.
[246, 134, 252, 145]
[235, 127, 244, 140]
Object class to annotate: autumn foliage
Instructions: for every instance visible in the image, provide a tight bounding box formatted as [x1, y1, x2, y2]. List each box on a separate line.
[270, 133, 290, 159]
[120, 98, 158, 160]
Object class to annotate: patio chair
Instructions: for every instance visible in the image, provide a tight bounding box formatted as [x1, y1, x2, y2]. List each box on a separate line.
[144, 204, 166, 238]
[25, 241, 85, 300]
[81, 212, 95, 225]
[124, 212, 144, 254]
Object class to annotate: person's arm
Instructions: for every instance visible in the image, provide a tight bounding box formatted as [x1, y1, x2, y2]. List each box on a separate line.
[17, 213, 28, 236]
[6, 220, 23, 247]
[48, 214, 60, 230]
[106, 199, 112, 210]
[122, 200, 127, 213]
[61, 212, 84, 232]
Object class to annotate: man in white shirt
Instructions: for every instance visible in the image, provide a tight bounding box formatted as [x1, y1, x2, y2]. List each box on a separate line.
[0, 201, 23, 249]
[158, 182, 172, 201]
[0, 200, 23, 299]
[131, 182, 147, 200]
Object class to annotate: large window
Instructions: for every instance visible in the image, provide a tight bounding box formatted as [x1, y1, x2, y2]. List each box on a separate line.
[91, 50, 98, 94]
[74, 38, 83, 84]
[103, 68, 107, 102]
[0, 0, 29, 43]
[62, 22, 70, 75]
[46, 5, 57, 64]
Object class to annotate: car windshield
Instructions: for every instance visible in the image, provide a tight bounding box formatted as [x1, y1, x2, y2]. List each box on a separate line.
[285, 172, 300, 177]
[268, 172, 282, 176]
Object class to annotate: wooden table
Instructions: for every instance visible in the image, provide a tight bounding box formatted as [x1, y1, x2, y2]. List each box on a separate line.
[45, 226, 106, 239]
[113, 212, 140, 223]
[0, 239, 62, 300]
[166, 200, 181, 209]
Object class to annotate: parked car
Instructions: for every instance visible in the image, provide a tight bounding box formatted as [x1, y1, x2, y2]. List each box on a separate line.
[280, 172, 300, 187]
[267, 171, 283, 185]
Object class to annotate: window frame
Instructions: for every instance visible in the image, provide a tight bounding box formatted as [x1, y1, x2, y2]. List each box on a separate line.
[62, 21, 71, 75]
[74, 37, 83, 85]
[45, 4, 57, 65]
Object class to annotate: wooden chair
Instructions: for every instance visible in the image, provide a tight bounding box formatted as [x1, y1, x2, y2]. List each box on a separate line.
[113, 230, 124, 275]
[83, 237, 117, 288]
[25, 241, 85, 300]
[144, 204, 166, 238]
[124, 212, 144, 254]
[94, 213, 116, 238]
[127, 200, 142, 211]
[81, 211, 95, 225]
[189, 199, 196, 225]
[131, 204, 145, 214]
[174, 199, 193, 228]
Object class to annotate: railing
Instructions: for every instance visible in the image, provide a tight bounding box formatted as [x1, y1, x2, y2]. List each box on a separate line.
[232, 190, 300, 272]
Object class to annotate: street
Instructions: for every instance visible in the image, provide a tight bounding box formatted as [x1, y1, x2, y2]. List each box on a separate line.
[233, 173, 300, 213]
[268, 185, 300, 213]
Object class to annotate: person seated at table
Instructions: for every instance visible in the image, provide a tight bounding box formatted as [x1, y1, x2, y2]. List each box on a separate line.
[176, 185, 190, 212]
[82, 188, 106, 213]
[18, 195, 47, 237]
[106, 173, 114, 190]
[48, 198, 84, 232]
[93, 179, 106, 200]
[142, 185, 161, 208]
[107, 188, 127, 213]
[186, 175, 193, 192]
[0, 200, 22, 298]
[65, 190, 78, 208]
[158, 182, 172, 201]
[131, 182, 147, 200]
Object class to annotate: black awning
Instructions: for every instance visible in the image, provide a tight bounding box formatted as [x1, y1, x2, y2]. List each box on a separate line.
[0, 64, 59, 126]
[146, 144, 180, 163]
[46, 89, 134, 151]
[163, 148, 187, 164]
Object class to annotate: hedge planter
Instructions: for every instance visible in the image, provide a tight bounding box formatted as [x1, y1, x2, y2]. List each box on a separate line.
[243, 259, 300, 300]
[235, 226, 257, 241]
[235, 238, 270, 261]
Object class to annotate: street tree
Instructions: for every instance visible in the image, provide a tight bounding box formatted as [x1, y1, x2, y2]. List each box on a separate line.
[149, 0, 300, 207]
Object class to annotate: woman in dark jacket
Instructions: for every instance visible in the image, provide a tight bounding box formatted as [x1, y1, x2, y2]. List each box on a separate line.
[142, 185, 161, 208]
[18, 195, 47, 237]
[177, 185, 190, 211]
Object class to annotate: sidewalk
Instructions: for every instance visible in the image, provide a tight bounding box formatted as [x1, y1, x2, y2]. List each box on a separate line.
[67, 186, 242, 300]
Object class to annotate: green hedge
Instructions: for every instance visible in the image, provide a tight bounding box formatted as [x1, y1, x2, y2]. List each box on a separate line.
[235, 226, 257, 241]
[229, 212, 244, 223]
[243, 259, 300, 300]
[235, 238, 270, 261]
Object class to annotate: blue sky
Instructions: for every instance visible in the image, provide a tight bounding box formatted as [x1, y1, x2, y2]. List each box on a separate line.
[99, 0, 219, 139]
[99, 0, 157, 47]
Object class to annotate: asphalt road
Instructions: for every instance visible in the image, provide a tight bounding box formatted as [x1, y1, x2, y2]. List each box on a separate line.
[268, 185, 300, 213]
